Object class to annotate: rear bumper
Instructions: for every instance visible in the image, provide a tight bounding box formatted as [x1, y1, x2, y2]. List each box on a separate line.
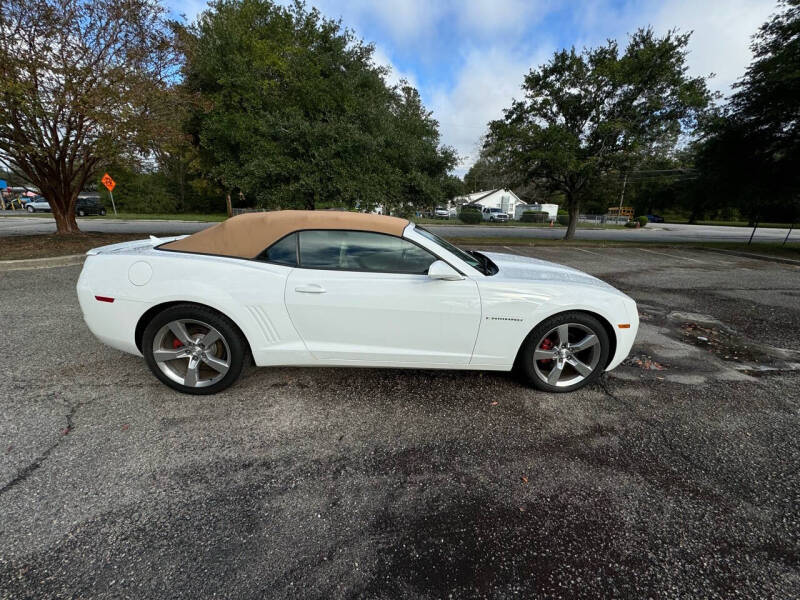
[76, 273, 146, 357]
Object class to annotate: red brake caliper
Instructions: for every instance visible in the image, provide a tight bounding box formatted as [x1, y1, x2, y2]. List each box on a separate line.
[539, 338, 553, 363]
[172, 338, 184, 349]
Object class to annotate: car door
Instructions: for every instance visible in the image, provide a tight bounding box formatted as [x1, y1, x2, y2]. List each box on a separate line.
[284, 230, 481, 365]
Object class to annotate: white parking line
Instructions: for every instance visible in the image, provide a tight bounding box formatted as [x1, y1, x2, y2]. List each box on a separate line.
[638, 248, 706, 263]
[572, 248, 602, 256]
[592, 248, 639, 265]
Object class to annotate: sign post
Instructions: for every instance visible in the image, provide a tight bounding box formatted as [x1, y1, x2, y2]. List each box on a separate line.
[101, 173, 117, 216]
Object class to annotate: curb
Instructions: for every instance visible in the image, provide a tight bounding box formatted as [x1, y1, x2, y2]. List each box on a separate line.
[0, 254, 85, 272]
[698, 248, 800, 266]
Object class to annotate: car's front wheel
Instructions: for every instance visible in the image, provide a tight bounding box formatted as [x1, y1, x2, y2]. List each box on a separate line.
[142, 304, 249, 395]
[518, 312, 610, 392]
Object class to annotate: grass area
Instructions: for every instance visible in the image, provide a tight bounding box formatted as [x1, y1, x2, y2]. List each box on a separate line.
[0, 233, 181, 261]
[91, 212, 227, 222]
[447, 236, 800, 258]
[667, 219, 793, 228]
[0, 211, 227, 222]
[446, 237, 669, 247]
[412, 217, 627, 229]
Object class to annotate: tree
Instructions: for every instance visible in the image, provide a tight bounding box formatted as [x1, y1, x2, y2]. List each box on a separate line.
[183, 0, 456, 213]
[463, 155, 507, 192]
[690, 1, 800, 227]
[0, 0, 180, 233]
[485, 29, 712, 238]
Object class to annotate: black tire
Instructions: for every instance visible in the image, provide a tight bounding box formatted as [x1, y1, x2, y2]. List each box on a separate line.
[100, 209, 106, 216]
[27, 205, 35, 213]
[78, 209, 85, 216]
[142, 304, 249, 395]
[518, 311, 610, 393]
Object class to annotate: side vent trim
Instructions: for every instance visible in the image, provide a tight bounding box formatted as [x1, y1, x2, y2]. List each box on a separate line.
[246, 306, 280, 344]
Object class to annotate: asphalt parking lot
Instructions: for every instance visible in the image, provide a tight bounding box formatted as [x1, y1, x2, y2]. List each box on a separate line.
[1, 246, 799, 599]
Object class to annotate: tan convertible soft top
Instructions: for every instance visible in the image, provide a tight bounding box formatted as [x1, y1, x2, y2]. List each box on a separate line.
[159, 210, 410, 259]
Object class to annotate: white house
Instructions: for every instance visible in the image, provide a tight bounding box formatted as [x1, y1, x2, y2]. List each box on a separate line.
[454, 189, 527, 220]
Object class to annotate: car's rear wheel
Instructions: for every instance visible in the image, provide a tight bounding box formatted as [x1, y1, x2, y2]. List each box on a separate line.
[519, 312, 609, 392]
[78, 209, 85, 216]
[142, 305, 249, 395]
[27, 205, 34, 213]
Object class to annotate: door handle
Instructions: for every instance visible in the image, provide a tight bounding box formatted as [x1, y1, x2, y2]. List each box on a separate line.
[295, 284, 326, 294]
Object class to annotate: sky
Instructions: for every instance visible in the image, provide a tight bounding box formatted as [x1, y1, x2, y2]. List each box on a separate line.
[167, 0, 778, 175]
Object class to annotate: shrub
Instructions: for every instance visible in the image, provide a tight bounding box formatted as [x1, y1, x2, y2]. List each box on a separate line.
[459, 207, 483, 224]
[624, 220, 638, 228]
[637, 215, 648, 227]
[556, 214, 570, 226]
[520, 210, 547, 223]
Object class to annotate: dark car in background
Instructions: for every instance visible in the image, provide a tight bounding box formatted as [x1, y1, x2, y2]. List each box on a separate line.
[76, 196, 106, 216]
[646, 214, 664, 223]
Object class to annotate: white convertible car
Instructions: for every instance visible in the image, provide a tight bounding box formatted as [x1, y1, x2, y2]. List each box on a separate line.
[77, 211, 638, 394]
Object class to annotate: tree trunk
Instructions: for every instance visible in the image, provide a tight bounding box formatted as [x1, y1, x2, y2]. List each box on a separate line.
[564, 193, 578, 240]
[225, 193, 232, 217]
[51, 192, 80, 234]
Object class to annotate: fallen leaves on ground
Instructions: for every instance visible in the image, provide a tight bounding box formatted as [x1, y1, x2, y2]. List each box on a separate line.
[625, 355, 667, 370]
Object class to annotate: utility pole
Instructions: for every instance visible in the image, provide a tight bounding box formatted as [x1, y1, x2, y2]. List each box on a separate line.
[616, 172, 628, 224]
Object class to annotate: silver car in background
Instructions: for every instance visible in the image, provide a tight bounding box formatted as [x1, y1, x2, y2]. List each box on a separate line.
[26, 196, 51, 212]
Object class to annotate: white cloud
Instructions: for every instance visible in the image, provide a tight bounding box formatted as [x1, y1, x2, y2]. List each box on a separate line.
[371, 46, 418, 89]
[306, 0, 552, 45]
[310, 0, 447, 44]
[430, 45, 554, 175]
[572, 0, 776, 96]
[456, 0, 549, 37]
[649, 0, 775, 95]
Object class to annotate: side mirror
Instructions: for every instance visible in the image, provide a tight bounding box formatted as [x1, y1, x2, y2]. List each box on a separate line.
[428, 260, 463, 281]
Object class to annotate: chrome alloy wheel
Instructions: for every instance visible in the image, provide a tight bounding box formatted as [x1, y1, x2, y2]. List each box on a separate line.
[532, 323, 601, 388]
[152, 319, 231, 388]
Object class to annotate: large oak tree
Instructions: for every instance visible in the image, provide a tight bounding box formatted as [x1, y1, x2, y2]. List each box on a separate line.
[0, 0, 180, 233]
[485, 29, 712, 239]
[182, 0, 456, 213]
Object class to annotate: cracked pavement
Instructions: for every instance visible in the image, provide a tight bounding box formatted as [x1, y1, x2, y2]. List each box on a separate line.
[0, 247, 798, 599]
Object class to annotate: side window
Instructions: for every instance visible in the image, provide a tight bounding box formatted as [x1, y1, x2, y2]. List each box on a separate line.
[298, 230, 436, 274]
[258, 232, 297, 266]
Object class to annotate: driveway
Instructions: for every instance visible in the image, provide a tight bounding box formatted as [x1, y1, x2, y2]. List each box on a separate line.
[0, 213, 795, 243]
[1, 247, 798, 598]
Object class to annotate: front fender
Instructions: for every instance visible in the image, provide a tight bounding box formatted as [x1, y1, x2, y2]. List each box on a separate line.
[470, 281, 637, 369]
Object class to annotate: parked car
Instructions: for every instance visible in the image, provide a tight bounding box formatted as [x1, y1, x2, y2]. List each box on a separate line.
[482, 207, 509, 222]
[434, 206, 454, 219]
[76, 197, 107, 216]
[77, 211, 639, 395]
[26, 196, 51, 213]
[646, 214, 664, 223]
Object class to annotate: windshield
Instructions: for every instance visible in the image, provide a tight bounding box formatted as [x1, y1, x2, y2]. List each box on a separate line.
[414, 226, 483, 272]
